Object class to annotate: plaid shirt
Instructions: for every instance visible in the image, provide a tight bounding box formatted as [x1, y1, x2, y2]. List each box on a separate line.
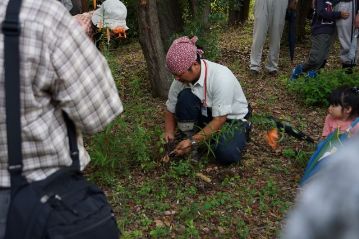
[0, 0, 123, 187]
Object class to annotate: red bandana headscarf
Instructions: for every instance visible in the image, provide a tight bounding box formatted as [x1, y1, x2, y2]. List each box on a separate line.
[166, 36, 204, 75]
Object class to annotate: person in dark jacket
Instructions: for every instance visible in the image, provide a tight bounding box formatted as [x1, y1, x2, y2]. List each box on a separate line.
[290, 0, 349, 80]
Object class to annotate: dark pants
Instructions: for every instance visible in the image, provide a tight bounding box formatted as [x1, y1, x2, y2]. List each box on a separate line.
[0, 189, 10, 239]
[303, 34, 333, 72]
[175, 89, 249, 164]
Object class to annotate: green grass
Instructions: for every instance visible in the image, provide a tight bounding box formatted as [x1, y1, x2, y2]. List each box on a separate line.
[84, 20, 324, 238]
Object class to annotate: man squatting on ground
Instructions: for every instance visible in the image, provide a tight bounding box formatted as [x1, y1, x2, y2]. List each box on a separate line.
[164, 36, 251, 164]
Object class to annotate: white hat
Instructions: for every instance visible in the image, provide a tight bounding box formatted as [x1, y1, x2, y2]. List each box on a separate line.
[91, 0, 129, 30]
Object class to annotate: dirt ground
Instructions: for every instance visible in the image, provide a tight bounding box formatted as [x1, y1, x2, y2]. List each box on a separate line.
[105, 20, 344, 238]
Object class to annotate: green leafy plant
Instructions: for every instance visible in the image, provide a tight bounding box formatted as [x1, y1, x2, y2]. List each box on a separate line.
[87, 115, 155, 174]
[168, 161, 194, 179]
[149, 227, 171, 238]
[287, 69, 359, 106]
[200, 120, 248, 159]
[184, 219, 200, 238]
[236, 219, 250, 239]
[282, 147, 314, 168]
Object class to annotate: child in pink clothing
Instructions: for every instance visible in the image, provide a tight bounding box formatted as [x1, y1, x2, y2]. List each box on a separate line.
[322, 86, 359, 138]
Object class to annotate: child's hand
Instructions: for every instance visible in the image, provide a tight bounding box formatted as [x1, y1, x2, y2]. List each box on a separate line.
[341, 11, 350, 19]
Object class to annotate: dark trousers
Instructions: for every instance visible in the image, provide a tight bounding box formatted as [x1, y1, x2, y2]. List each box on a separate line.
[0, 189, 10, 239]
[303, 34, 333, 72]
[175, 89, 249, 164]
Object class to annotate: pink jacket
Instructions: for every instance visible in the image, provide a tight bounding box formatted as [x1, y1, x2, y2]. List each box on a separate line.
[322, 115, 359, 137]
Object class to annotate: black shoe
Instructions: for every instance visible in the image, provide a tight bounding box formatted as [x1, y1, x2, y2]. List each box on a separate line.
[342, 63, 355, 74]
[268, 70, 278, 76]
[249, 69, 259, 76]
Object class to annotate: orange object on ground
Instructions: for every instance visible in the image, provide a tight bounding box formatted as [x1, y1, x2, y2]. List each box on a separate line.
[266, 128, 279, 149]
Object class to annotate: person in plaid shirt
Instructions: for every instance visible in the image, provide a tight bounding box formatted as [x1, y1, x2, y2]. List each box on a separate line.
[0, 0, 123, 237]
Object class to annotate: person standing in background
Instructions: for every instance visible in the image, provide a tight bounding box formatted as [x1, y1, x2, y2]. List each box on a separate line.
[249, 0, 296, 76]
[335, 0, 359, 73]
[290, 0, 349, 80]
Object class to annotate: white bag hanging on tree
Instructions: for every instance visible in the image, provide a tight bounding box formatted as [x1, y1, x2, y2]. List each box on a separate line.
[91, 0, 128, 30]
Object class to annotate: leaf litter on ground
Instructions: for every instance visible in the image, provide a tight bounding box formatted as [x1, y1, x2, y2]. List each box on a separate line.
[88, 20, 344, 238]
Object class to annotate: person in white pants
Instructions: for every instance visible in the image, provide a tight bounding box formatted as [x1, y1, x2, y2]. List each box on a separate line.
[249, 0, 291, 75]
[335, 0, 359, 73]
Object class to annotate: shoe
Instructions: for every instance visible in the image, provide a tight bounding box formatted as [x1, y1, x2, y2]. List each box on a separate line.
[290, 64, 303, 81]
[249, 69, 259, 76]
[268, 70, 278, 76]
[342, 63, 354, 74]
[306, 70, 317, 78]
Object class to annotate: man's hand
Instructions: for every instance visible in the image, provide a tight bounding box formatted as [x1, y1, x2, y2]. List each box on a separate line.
[341, 11, 350, 19]
[174, 139, 192, 156]
[164, 131, 175, 143]
[164, 110, 176, 142]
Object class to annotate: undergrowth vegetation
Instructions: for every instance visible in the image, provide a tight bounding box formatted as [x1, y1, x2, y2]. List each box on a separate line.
[84, 34, 319, 238]
[87, 49, 161, 178]
[82, 4, 348, 238]
[287, 69, 359, 106]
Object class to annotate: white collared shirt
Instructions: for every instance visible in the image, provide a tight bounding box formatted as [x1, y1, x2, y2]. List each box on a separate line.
[166, 59, 248, 120]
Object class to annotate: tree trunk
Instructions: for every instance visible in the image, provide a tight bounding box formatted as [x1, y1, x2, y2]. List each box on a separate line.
[189, 0, 211, 29]
[137, 0, 173, 98]
[228, 0, 250, 25]
[239, 0, 250, 23]
[297, 0, 313, 41]
[81, 0, 89, 12]
[228, 8, 240, 25]
[156, 0, 183, 50]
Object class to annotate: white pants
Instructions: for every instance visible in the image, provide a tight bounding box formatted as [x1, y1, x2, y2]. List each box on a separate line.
[250, 0, 288, 72]
[336, 1, 359, 65]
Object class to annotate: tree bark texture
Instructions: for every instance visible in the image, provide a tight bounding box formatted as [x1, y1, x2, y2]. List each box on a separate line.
[189, 0, 211, 29]
[228, 0, 250, 25]
[156, 0, 183, 50]
[297, 0, 313, 41]
[239, 0, 250, 23]
[137, 0, 172, 98]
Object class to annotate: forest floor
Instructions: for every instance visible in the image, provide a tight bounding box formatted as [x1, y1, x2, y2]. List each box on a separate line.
[88, 20, 343, 239]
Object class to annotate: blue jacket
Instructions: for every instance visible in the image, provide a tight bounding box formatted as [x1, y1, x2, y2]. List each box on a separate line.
[311, 0, 342, 35]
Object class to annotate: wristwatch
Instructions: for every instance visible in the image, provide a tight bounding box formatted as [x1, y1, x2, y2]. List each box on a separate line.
[190, 138, 197, 146]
